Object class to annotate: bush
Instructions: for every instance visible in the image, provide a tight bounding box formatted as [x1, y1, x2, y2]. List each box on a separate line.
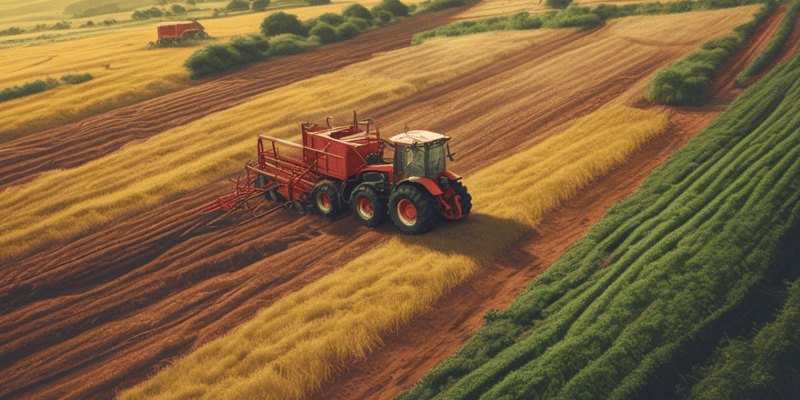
[229, 34, 271, 63]
[252, 0, 271, 12]
[269, 34, 311, 55]
[546, 0, 573, 10]
[226, 0, 250, 11]
[261, 12, 305, 37]
[337, 21, 361, 40]
[378, 0, 409, 17]
[0, 78, 60, 103]
[343, 3, 373, 20]
[308, 0, 331, 5]
[510, 11, 542, 30]
[347, 17, 371, 30]
[310, 22, 338, 44]
[61, 73, 93, 85]
[0, 27, 23, 36]
[171, 4, 187, 14]
[376, 10, 394, 24]
[318, 12, 345, 26]
[184, 44, 243, 79]
[132, 7, 163, 20]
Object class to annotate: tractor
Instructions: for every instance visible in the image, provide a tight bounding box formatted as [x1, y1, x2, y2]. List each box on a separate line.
[200, 112, 471, 235]
[156, 21, 208, 45]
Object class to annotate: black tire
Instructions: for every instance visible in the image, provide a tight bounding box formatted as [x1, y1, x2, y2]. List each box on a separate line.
[451, 180, 472, 217]
[351, 184, 385, 227]
[389, 185, 439, 235]
[310, 180, 342, 218]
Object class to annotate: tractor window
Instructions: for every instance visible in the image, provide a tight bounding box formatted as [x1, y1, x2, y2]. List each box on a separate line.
[397, 144, 426, 178]
[428, 143, 446, 177]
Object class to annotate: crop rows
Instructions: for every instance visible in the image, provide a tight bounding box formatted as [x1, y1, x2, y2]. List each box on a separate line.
[398, 52, 800, 400]
[735, 0, 800, 87]
[120, 105, 668, 399]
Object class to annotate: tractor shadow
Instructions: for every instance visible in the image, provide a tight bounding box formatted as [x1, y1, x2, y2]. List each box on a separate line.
[397, 213, 533, 262]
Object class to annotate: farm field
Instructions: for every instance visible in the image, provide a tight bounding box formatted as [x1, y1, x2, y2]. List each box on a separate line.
[1, 1, 799, 400]
[0, 0, 427, 144]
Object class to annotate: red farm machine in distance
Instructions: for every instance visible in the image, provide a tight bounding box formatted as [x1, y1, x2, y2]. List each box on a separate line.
[156, 21, 207, 45]
[200, 112, 471, 234]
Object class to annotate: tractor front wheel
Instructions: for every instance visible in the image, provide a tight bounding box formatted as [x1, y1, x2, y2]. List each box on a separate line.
[310, 180, 342, 218]
[351, 184, 385, 227]
[389, 185, 439, 235]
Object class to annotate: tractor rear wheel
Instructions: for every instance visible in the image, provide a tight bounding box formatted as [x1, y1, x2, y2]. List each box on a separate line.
[351, 184, 385, 227]
[310, 180, 342, 218]
[451, 181, 472, 217]
[389, 185, 439, 235]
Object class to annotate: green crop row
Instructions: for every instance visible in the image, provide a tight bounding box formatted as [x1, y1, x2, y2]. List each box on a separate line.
[184, 0, 415, 79]
[690, 273, 800, 399]
[647, 0, 776, 105]
[397, 51, 800, 400]
[411, 0, 768, 45]
[735, 0, 800, 87]
[0, 73, 93, 103]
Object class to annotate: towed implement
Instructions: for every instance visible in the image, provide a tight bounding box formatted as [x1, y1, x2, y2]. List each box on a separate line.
[199, 112, 471, 234]
[155, 21, 208, 45]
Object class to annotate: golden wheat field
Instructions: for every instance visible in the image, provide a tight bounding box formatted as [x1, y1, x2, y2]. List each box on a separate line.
[119, 104, 668, 400]
[0, 29, 570, 261]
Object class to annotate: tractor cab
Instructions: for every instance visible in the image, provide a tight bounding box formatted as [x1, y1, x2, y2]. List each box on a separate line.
[388, 130, 452, 182]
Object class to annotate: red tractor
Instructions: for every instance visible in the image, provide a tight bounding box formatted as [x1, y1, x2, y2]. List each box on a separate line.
[201, 112, 471, 234]
[156, 21, 208, 45]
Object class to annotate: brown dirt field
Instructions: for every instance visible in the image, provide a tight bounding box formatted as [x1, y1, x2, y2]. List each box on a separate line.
[0, 8, 465, 191]
[0, 6, 794, 400]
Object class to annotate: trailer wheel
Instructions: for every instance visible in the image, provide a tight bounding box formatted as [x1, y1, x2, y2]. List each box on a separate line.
[351, 184, 385, 227]
[389, 185, 439, 235]
[310, 180, 342, 218]
[451, 181, 472, 217]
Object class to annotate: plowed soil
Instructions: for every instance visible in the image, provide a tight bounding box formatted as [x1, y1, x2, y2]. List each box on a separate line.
[1, 5, 795, 400]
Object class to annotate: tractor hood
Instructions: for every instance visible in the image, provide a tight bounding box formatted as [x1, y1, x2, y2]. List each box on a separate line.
[388, 130, 449, 145]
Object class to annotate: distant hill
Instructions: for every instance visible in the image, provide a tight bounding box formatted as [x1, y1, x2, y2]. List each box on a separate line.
[0, 0, 156, 18]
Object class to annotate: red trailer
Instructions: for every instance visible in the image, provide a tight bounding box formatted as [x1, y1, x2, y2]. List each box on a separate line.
[200, 112, 471, 234]
[156, 21, 207, 44]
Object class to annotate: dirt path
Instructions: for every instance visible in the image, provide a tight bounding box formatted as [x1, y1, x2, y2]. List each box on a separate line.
[0, 7, 790, 400]
[0, 8, 465, 191]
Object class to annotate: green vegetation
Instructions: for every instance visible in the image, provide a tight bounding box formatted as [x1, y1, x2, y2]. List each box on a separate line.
[411, 0, 768, 45]
[415, 0, 481, 14]
[397, 50, 800, 400]
[690, 275, 800, 399]
[0, 73, 94, 103]
[186, 0, 414, 79]
[735, 0, 800, 87]
[648, 0, 775, 104]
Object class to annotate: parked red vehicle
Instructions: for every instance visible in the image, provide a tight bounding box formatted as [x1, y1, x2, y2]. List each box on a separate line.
[201, 112, 471, 234]
[156, 21, 207, 44]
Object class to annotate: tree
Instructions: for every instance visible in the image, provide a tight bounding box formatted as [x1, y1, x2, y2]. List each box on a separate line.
[226, 0, 250, 11]
[252, 0, 270, 11]
[310, 22, 337, 44]
[343, 3, 372, 21]
[172, 4, 187, 14]
[261, 12, 305, 36]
